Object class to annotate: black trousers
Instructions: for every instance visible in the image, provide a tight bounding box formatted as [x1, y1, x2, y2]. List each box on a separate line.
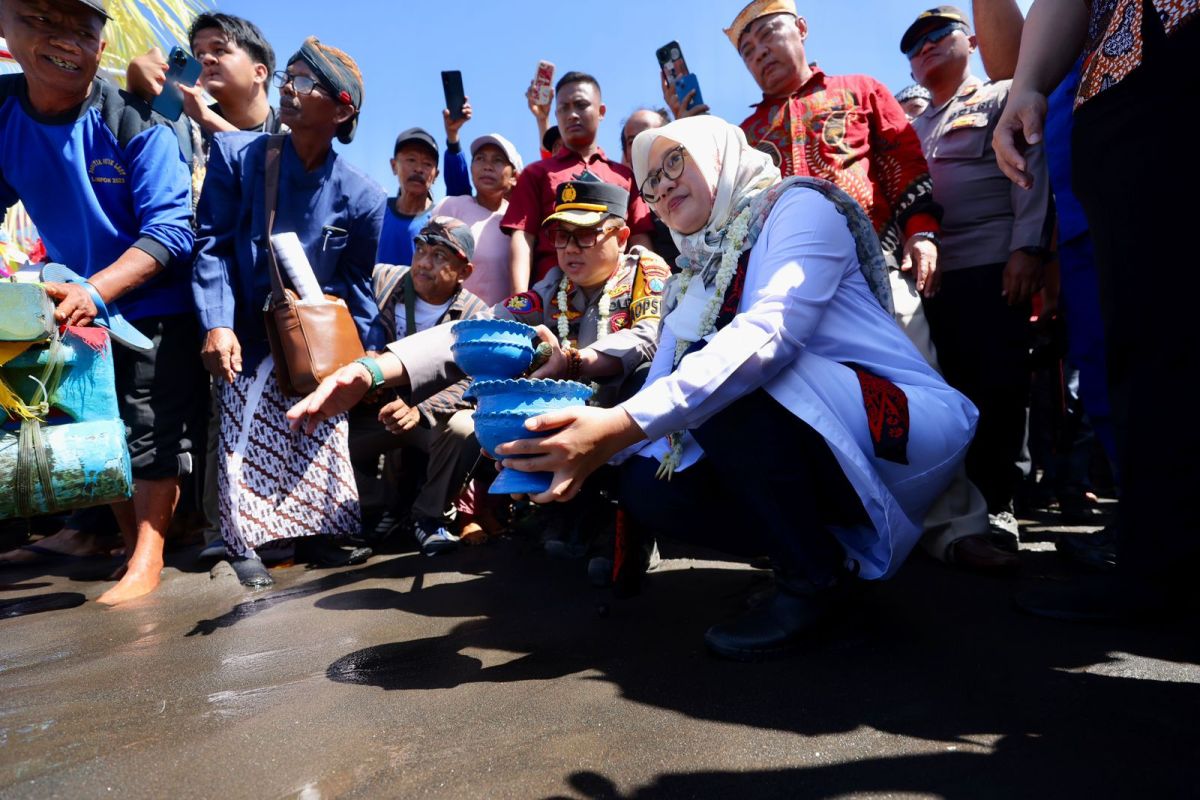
[1070, 11, 1200, 575]
[923, 263, 1031, 514]
[619, 389, 867, 584]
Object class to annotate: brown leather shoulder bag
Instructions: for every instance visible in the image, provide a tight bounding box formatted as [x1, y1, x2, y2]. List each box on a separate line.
[262, 135, 365, 396]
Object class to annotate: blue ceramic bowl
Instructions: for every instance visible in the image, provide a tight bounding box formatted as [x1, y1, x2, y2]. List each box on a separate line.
[465, 378, 593, 416]
[473, 410, 553, 495]
[451, 319, 536, 380]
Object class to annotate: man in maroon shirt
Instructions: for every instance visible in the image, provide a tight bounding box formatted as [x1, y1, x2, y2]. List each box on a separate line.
[501, 71, 653, 293]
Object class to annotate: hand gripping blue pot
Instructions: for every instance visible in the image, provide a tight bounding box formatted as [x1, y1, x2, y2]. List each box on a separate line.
[451, 319, 536, 380]
[466, 378, 593, 495]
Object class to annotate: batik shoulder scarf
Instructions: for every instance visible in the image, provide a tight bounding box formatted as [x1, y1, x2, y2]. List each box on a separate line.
[631, 116, 894, 476]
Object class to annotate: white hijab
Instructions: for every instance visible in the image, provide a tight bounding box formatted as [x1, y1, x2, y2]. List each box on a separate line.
[631, 116, 780, 280]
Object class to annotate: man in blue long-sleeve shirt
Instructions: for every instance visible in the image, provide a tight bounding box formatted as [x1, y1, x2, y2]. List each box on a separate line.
[191, 37, 384, 588]
[0, 0, 200, 604]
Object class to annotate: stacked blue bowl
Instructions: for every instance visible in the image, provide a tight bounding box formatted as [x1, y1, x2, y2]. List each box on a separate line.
[451, 320, 592, 495]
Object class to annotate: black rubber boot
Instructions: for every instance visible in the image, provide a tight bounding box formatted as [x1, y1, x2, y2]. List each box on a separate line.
[231, 556, 274, 588]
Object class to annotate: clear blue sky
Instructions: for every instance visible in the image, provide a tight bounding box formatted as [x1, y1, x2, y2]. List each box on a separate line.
[209, 0, 1032, 195]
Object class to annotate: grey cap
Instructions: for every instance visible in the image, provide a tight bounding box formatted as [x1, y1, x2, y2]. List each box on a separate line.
[393, 127, 438, 159]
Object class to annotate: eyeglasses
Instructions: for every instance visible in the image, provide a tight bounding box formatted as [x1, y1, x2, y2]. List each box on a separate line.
[904, 23, 962, 59]
[639, 145, 687, 203]
[551, 225, 619, 249]
[272, 70, 329, 96]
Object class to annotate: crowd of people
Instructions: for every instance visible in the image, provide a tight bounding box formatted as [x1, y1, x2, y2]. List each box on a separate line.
[1, 0, 1195, 658]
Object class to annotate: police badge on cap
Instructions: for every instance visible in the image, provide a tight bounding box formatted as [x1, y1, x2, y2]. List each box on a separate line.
[542, 171, 630, 227]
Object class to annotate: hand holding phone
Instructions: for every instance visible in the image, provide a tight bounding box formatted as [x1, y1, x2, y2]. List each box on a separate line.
[657, 41, 700, 118]
[656, 41, 706, 117]
[532, 61, 555, 106]
[151, 46, 202, 122]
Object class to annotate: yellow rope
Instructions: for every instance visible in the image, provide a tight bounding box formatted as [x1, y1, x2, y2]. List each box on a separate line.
[0, 341, 36, 420]
[0, 336, 60, 422]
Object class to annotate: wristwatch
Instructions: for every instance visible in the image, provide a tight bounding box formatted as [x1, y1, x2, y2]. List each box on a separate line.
[1018, 245, 1049, 258]
[353, 356, 386, 390]
[910, 231, 940, 247]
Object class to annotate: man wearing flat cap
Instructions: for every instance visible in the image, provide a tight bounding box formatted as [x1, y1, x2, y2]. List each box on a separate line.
[904, 5, 1052, 552]
[378, 127, 438, 268]
[193, 36, 388, 588]
[351, 216, 491, 556]
[0, 0, 199, 603]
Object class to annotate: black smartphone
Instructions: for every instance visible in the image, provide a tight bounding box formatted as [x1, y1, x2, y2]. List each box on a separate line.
[655, 41, 703, 111]
[441, 70, 466, 121]
[151, 46, 202, 122]
[655, 41, 689, 83]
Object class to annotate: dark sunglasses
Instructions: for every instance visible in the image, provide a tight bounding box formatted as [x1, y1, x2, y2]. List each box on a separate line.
[550, 225, 618, 249]
[904, 23, 964, 59]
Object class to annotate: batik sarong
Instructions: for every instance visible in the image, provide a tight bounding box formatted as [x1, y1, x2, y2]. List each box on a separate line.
[218, 355, 360, 559]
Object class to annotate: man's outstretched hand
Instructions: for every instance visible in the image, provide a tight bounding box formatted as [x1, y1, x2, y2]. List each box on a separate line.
[286, 362, 373, 435]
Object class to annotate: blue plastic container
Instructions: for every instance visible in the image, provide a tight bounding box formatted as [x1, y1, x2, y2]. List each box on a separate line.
[467, 379, 592, 495]
[466, 378, 593, 415]
[451, 319, 536, 380]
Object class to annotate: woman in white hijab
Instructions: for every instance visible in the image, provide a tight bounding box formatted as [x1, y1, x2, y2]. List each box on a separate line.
[516, 117, 979, 658]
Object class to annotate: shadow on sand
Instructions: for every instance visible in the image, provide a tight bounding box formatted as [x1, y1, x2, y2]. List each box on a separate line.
[320, 541, 1200, 798]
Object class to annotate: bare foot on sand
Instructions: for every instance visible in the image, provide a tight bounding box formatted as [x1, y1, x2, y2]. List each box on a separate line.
[0, 529, 105, 564]
[96, 556, 162, 605]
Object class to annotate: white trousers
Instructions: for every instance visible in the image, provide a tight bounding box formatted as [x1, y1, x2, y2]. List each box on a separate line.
[889, 269, 990, 560]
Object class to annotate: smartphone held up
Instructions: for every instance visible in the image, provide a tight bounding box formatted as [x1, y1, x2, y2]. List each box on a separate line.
[532, 60, 555, 106]
[441, 70, 466, 120]
[151, 46, 202, 122]
[655, 40, 704, 113]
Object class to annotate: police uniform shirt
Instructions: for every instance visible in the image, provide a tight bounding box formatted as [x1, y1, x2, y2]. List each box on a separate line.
[496, 245, 668, 375]
[909, 76, 1052, 272]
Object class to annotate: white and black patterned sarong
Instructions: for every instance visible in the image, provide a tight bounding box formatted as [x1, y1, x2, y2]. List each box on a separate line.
[218, 355, 360, 559]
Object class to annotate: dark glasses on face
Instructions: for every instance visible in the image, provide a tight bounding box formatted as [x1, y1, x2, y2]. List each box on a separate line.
[550, 225, 618, 249]
[905, 23, 963, 59]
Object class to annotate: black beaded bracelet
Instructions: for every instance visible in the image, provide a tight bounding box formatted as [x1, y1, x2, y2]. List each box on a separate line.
[564, 347, 583, 382]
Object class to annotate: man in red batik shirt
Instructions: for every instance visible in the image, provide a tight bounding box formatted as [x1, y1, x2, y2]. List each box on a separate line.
[726, 0, 1014, 572]
[730, 0, 941, 299]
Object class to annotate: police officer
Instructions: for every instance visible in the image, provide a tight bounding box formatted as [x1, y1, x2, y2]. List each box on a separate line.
[904, 6, 1053, 544]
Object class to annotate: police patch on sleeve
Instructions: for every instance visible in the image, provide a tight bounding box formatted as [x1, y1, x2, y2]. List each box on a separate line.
[609, 310, 631, 333]
[631, 251, 670, 323]
[503, 292, 543, 316]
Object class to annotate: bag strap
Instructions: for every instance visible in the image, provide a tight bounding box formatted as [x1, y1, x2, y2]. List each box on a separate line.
[264, 134, 287, 306]
[402, 272, 418, 338]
